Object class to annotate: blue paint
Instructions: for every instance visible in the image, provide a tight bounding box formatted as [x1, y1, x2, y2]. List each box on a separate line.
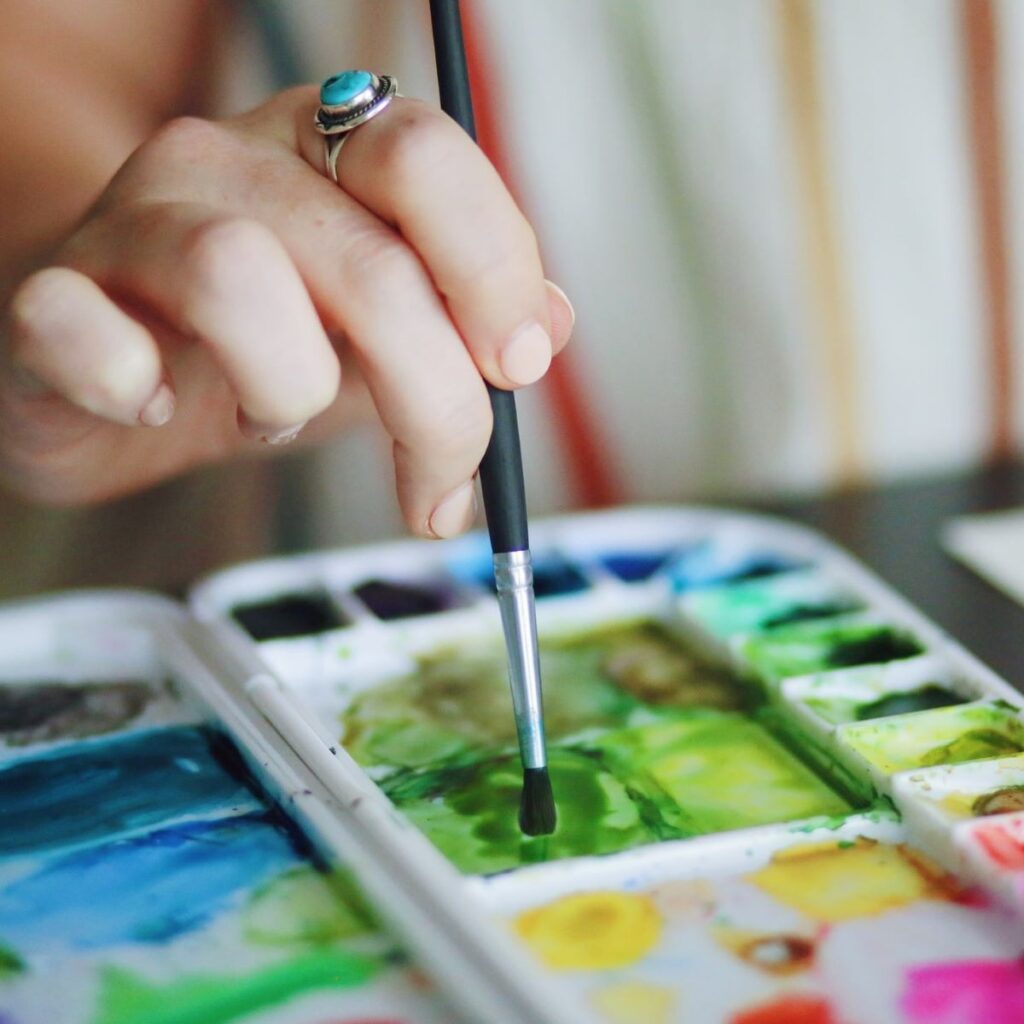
[0, 726, 258, 859]
[0, 813, 304, 953]
[531, 556, 590, 597]
[666, 541, 802, 592]
[320, 70, 372, 105]
[598, 550, 673, 582]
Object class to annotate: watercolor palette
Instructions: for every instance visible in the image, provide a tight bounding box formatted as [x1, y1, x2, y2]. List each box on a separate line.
[6, 506, 1024, 1024]
[189, 507, 1024, 1022]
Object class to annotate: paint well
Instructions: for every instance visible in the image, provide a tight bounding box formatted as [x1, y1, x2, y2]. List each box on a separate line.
[352, 578, 457, 620]
[739, 618, 923, 682]
[597, 549, 673, 582]
[231, 593, 347, 640]
[0, 726, 258, 858]
[682, 570, 862, 638]
[667, 542, 802, 592]
[0, 680, 153, 747]
[841, 703, 1024, 775]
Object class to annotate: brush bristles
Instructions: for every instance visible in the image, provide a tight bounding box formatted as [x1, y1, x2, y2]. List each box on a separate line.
[519, 766, 556, 836]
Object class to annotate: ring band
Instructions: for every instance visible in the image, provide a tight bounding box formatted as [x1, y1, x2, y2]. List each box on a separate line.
[315, 71, 398, 183]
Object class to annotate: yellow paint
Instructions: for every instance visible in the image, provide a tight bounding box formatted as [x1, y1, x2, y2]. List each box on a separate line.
[939, 791, 977, 820]
[514, 891, 662, 970]
[592, 981, 676, 1024]
[748, 838, 955, 922]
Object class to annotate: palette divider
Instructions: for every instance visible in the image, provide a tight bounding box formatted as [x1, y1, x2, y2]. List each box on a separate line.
[183, 614, 596, 1024]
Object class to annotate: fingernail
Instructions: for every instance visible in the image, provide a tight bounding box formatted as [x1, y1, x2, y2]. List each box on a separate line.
[429, 480, 477, 539]
[139, 384, 175, 427]
[545, 279, 576, 336]
[500, 321, 552, 386]
[262, 421, 308, 445]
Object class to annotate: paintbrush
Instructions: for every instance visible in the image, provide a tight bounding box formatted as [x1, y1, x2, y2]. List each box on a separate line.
[428, 0, 556, 837]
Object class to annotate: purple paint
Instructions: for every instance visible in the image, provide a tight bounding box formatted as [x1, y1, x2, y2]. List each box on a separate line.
[902, 958, 1024, 1024]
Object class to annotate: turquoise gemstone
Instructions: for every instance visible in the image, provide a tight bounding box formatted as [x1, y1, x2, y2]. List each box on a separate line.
[320, 70, 373, 106]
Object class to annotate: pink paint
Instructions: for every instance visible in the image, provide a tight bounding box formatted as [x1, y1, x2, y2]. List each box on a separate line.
[970, 817, 1024, 871]
[901, 958, 1024, 1024]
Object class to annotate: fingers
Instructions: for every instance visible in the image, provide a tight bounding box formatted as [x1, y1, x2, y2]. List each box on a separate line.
[78, 203, 341, 442]
[292, 95, 574, 387]
[7, 267, 170, 427]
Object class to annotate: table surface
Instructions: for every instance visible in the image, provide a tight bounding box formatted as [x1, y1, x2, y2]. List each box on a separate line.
[755, 459, 1024, 689]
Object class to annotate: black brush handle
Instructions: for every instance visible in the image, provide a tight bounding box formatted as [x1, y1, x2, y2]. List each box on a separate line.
[429, 0, 530, 554]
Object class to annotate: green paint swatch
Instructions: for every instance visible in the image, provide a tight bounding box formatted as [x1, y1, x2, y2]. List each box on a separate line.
[683, 570, 861, 638]
[842, 703, 1024, 775]
[739, 618, 922, 682]
[92, 948, 380, 1024]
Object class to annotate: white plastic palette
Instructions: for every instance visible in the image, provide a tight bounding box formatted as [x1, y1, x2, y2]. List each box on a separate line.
[0, 594, 577, 1024]
[5, 506, 1024, 1024]
[188, 507, 1024, 1022]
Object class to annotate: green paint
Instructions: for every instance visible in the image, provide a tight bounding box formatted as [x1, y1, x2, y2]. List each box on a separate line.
[346, 620, 858, 874]
[856, 686, 964, 720]
[592, 713, 851, 835]
[242, 866, 377, 946]
[342, 621, 745, 770]
[383, 746, 672, 875]
[804, 684, 966, 726]
[0, 943, 24, 979]
[683, 571, 860, 638]
[739, 618, 922, 682]
[91, 948, 380, 1024]
[842, 703, 1024, 775]
[383, 711, 852, 874]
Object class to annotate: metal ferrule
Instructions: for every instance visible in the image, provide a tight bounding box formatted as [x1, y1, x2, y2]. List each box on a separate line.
[493, 550, 548, 770]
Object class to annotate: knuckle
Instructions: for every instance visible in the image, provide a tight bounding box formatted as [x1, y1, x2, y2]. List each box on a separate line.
[180, 216, 278, 307]
[342, 228, 418, 294]
[147, 116, 225, 163]
[8, 268, 76, 335]
[413, 386, 493, 464]
[374, 102, 463, 191]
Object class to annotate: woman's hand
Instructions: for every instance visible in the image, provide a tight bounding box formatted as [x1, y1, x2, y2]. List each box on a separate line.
[0, 86, 574, 537]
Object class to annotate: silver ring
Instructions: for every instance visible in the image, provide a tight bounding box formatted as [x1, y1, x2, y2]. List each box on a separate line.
[315, 71, 398, 184]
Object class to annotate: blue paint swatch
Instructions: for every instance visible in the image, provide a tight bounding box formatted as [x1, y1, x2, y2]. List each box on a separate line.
[598, 550, 673, 582]
[0, 813, 303, 952]
[0, 726, 258, 859]
[667, 542, 802, 591]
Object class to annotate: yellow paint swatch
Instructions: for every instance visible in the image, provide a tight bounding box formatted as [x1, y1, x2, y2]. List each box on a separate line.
[592, 981, 676, 1024]
[749, 838, 954, 922]
[514, 891, 661, 970]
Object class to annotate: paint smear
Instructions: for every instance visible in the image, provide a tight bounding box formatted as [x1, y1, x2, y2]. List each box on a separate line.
[91, 948, 381, 1024]
[901, 959, 1024, 1024]
[351, 622, 851, 872]
[0, 813, 305, 952]
[342, 621, 745, 770]
[242, 865, 376, 946]
[0, 726, 258, 858]
[749, 838, 960, 922]
[841, 703, 1024, 775]
[0, 681, 153, 748]
[514, 891, 662, 970]
[382, 712, 851, 874]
